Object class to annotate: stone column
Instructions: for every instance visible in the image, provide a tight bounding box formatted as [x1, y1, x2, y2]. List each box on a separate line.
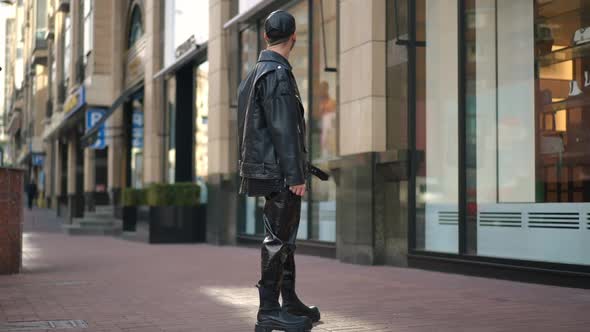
[43, 141, 53, 208]
[206, 0, 238, 245]
[66, 133, 82, 222]
[83, 149, 96, 211]
[336, 0, 387, 265]
[142, 0, 165, 185]
[52, 140, 61, 210]
[107, 0, 125, 209]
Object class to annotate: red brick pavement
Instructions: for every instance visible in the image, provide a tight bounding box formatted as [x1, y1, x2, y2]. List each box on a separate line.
[0, 208, 589, 331]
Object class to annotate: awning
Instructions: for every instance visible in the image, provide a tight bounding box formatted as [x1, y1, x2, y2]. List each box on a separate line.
[81, 81, 144, 147]
[154, 43, 207, 80]
[223, 0, 278, 29]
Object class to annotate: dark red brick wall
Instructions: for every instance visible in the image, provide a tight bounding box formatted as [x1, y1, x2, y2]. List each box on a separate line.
[0, 168, 24, 274]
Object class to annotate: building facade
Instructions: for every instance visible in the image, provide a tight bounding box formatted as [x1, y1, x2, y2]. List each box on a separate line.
[4, 0, 589, 287]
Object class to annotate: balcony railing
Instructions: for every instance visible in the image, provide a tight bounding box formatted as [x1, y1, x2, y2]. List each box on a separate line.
[32, 35, 48, 66]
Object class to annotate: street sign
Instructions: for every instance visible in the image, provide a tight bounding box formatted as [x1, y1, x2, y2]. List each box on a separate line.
[32, 154, 45, 166]
[86, 108, 107, 150]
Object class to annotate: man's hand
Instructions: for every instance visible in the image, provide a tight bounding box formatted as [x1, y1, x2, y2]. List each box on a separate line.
[289, 183, 306, 196]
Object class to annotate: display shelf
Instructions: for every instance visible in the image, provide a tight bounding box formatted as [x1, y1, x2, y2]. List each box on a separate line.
[543, 94, 590, 112]
[537, 1, 584, 21]
[537, 42, 590, 67]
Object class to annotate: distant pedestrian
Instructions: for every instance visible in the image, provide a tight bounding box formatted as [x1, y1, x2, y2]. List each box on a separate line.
[26, 180, 38, 210]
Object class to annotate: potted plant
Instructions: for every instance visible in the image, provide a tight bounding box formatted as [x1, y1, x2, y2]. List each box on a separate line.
[146, 182, 204, 243]
[121, 187, 145, 232]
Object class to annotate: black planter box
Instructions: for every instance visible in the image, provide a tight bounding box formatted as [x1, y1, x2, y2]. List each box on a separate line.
[148, 205, 206, 244]
[122, 206, 138, 232]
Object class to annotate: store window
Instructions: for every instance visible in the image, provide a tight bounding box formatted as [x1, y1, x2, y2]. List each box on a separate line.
[130, 97, 144, 189]
[309, 0, 337, 242]
[240, 25, 258, 80]
[83, 0, 93, 60]
[464, 0, 590, 265]
[166, 77, 176, 184]
[412, 0, 459, 253]
[195, 61, 209, 204]
[237, 0, 338, 242]
[128, 5, 143, 48]
[240, 24, 262, 236]
[35, 0, 47, 41]
[64, 15, 71, 86]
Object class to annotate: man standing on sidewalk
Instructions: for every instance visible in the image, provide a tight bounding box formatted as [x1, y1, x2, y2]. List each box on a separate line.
[238, 10, 320, 332]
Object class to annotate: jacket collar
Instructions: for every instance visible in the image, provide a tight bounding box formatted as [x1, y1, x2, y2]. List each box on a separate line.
[258, 50, 292, 70]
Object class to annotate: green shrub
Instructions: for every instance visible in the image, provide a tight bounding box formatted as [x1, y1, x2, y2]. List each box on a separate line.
[121, 188, 147, 206]
[146, 182, 200, 206]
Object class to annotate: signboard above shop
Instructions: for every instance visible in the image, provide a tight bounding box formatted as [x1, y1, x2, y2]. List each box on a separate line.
[63, 86, 86, 117]
[163, 0, 209, 67]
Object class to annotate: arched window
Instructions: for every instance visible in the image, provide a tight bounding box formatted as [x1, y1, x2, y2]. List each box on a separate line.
[128, 5, 143, 48]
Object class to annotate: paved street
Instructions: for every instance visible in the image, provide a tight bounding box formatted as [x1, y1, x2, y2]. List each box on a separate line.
[0, 208, 589, 332]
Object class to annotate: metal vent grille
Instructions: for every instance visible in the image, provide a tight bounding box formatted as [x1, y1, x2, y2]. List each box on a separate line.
[438, 211, 458, 226]
[587, 213, 590, 230]
[528, 212, 580, 229]
[479, 212, 522, 228]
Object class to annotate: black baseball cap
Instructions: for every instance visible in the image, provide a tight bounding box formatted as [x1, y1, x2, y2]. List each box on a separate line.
[264, 10, 296, 45]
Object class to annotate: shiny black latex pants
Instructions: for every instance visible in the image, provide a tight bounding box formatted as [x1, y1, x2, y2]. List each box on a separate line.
[260, 188, 301, 290]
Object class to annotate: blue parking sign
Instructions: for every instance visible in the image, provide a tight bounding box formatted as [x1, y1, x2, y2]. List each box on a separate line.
[86, 108, 107, 150]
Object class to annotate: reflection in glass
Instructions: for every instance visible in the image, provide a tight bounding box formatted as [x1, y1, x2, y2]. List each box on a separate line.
[130, 98, 144, 189]
[310, 0, 337, 242]
[414, 0, 459, 253]
[195, 61, 209, 204]
[166, 77, 176, 184]
[465, 0, 590, 265]
[285, 0, 310, 240]
[241, 25, 260, 236]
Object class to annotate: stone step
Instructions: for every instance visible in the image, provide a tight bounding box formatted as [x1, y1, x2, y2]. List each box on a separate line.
[73, 218, 116, 227]
[62, 224, 122, 236]
[94, 205, 114, 213]
[84, 211, 115, 219]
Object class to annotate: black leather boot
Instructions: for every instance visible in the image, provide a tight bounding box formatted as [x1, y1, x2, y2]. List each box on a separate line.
[281, 255, 321, 323]
[256, 283, 312, 332]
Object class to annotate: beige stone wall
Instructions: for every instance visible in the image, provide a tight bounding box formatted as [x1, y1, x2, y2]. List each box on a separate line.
[68, 0, 81, 91]
[54, 141, 62, 197]
[142, 0, 164, 185]
[208, 0, 234, 176]
[33, 66, 48, 138]
[107, 0, 126, 190]
[93, 1, 113, 75]
[83, 149, 95, 192]
[85, 0, 114, 107]
[339, 0, 387, 155]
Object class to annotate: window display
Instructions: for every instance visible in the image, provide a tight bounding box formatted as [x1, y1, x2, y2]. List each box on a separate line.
[463, 0, 590, 265]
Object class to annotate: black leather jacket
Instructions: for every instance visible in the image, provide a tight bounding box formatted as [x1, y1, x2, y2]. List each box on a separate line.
[238, 50, 307, 186]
